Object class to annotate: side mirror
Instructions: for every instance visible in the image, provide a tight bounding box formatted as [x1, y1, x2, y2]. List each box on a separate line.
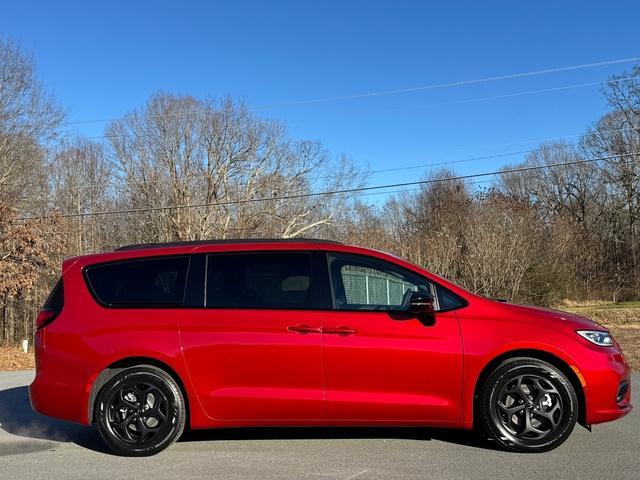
[408, 292, 436, 325]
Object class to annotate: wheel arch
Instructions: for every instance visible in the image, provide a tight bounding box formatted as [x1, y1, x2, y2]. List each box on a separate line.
[87, 356, 191, 428]
[472, 349, 587, 428]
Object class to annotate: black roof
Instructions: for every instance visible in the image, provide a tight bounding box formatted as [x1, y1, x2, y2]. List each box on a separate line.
[115, 238, 343, 252]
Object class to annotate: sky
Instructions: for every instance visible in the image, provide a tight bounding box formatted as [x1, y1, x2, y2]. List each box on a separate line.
[2, 0, 639, 200]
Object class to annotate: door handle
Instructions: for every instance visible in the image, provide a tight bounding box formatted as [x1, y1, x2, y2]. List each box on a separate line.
[323, 326, 357, 335]
[287, 324, 322, 334]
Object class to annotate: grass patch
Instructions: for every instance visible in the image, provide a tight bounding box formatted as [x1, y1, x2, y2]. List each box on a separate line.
[559, 299, 640, 311]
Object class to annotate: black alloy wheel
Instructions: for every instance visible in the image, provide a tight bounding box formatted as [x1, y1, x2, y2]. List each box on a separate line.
[95, 366, 186, 456]
[479, 358, 578, 453]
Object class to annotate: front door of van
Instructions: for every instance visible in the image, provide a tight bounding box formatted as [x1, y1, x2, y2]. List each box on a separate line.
[321, 252, 464, 423]
[180, 251, 324, 422]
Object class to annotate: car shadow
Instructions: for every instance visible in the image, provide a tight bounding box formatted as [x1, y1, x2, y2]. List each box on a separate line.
[180, 425, 501, 451]
[0, 385, 500, 455]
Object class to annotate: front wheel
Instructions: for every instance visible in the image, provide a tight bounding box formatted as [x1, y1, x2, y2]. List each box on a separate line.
[94, 365, 186, 456]
[479, 358, 578, 453]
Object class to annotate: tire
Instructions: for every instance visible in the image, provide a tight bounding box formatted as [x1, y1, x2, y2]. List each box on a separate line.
[479, 357, 578, 453]
[94, 365, 186, 456]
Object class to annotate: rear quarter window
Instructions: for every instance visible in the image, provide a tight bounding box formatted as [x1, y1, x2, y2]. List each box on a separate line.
[84, 256, 190, 307]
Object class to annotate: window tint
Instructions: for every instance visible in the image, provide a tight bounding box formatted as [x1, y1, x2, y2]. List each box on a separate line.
[206, 252, 312, 309]
[85, 256, 189, 307]
[435, 283, 466, 311]
[328, 253, 431, 311]
[43, 278, 64, 310]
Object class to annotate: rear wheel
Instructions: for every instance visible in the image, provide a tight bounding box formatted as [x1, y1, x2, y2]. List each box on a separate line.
[479, 358, 578, 453]
[95, 366, 186, 456]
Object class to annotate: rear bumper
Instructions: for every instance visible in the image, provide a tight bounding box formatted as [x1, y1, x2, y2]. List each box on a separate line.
[29, 330, 92, 425]
[583, 350, 632, 425]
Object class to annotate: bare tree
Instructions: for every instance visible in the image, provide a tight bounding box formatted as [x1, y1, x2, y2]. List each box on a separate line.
[0, 37, 66, 345]
[106, 94, 363, 242]
[603, 64, 640, 135]
[50, 138, 114, 254]
[461, 192, 540, 299]
[403, 171, 472, 280]
[582, 111, 640, 297]
[0, 38, 64, 207]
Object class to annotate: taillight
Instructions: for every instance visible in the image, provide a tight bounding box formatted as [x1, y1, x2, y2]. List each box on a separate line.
[36, 309, 59, 330]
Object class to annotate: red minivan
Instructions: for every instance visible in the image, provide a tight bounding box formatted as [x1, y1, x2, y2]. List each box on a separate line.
[29, 239, 631, 456]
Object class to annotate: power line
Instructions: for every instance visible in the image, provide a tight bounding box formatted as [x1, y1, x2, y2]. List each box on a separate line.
[258, 57, 640, 107]
[63, 86, 624, 143]
[444, 127, 632, 155]
[347, 178, 497, 199]
[57, 57, 640, 127]
[9, 181, 498, 238]
[0, 145, 573, 196]
[21, 151, 640, 221]
[2, 126, 635, 194]
[363, 149, 551, 175]
[68, 127, 639, 179]
[398, 76, 640, 112]
[72, 125, 637, 157]
[83, 78, 635, 135]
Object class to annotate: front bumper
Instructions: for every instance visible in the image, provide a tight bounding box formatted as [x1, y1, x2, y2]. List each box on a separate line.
[583, 349, 632, 425]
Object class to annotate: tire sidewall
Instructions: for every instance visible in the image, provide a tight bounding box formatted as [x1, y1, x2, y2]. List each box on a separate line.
[481, 359, 578, 453]
[95, 366, 186, 456]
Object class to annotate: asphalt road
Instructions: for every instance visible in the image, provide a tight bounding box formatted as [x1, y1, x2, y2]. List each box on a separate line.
[0, 372, 638, 480]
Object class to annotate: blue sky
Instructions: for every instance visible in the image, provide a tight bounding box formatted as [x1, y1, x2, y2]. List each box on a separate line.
[2, 1, 639, 197]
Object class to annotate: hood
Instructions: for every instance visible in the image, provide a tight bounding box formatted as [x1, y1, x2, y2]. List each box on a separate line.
[498, 302, 603, 330]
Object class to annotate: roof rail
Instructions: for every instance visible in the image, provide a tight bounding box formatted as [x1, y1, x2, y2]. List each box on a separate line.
[115, 238, 343, 251]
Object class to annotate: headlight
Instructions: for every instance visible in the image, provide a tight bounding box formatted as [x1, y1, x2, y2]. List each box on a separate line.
[577, 330, 613, 347]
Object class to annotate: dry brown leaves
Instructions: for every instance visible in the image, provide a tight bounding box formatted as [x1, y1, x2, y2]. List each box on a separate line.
[0, 346, 35, 371]
[0, 202, 69, 297]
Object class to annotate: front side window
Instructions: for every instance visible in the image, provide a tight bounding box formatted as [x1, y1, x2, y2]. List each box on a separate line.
[205, 252, 312, 309]
[435, 283, 466, 311]
[328, 253, 431, 311]
[85, 256, 190, 307]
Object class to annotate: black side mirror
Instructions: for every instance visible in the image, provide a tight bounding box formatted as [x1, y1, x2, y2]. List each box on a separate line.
[408, 292, 436, 325]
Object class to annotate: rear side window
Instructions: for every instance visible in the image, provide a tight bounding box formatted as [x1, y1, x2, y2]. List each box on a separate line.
[43, 278, 64, 310]
[85, 256, 190, 307]
[206, 252, 312, 309]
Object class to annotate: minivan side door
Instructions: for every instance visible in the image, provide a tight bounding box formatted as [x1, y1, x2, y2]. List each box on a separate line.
[179, 251, 325, 422]
[321, 252, 464, 424]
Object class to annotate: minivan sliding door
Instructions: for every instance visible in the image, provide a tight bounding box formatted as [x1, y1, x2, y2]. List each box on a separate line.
[179, 251, 325, 422]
